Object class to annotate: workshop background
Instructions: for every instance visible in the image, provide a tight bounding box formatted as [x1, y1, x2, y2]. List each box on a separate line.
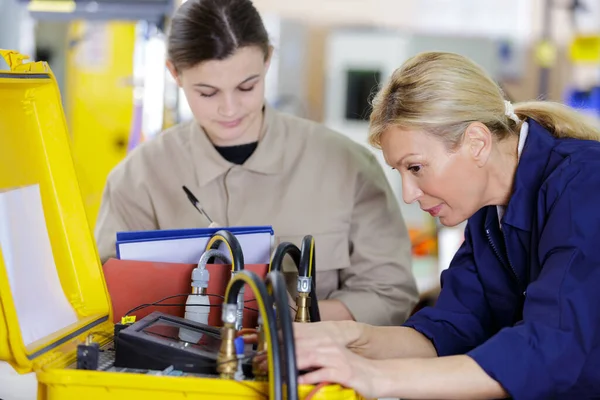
[2, 0, 600, 302]
[2, 0, 600, 398]
[2, 0, 599, 301]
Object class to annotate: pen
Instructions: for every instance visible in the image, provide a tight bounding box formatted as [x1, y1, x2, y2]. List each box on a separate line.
[182, 185, 214, 224]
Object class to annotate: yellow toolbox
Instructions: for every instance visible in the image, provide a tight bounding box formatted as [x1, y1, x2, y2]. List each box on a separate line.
[0, 50, 362, 400]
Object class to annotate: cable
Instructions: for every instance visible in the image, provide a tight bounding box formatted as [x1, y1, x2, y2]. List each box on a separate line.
[127, 302, 258, 313]
[197, 248, 231, 269]
[298, 235, 314, 278]
[221, 270, 282, 400]
[205, 230, 244, 273]
[122, 293, 257, 318]
[206, 230, 246, 329]
[265, 270, 299, 400]
[123, 294, 224, 317]
[193, 248, 231, 293]
[300, 235, 320, 322]
[270, 239, 321, 322]
[269, 242, 301, 272]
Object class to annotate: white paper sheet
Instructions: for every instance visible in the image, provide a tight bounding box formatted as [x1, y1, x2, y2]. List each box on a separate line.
[0, 184, 78, 346]
[117, 232, 273, 265]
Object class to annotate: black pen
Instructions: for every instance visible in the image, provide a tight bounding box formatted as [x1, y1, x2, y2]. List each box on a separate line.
[182, 185, 214, 224]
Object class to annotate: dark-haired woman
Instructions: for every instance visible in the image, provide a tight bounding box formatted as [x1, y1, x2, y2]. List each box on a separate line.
[94, 0, 418, 326]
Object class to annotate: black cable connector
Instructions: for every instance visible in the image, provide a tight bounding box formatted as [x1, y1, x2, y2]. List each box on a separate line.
[76, 341, 100, 370]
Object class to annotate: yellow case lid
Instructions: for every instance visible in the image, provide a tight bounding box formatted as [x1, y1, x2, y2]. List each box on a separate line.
[0, 50, 112, 373]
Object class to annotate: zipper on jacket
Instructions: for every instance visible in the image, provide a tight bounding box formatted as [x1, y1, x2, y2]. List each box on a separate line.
[502, 227, 524, 295]
[486, 228, 521, 290]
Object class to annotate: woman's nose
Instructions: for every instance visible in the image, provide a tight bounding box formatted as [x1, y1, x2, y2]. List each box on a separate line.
[401, 179, 423, 204]
[218, 94, 239, 117]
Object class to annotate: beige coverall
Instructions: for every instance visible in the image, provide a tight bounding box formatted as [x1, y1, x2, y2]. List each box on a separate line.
[95, 106, 418, 325]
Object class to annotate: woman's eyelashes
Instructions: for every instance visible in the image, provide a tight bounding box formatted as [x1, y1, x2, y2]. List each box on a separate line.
[198, 85, 256, 98]
[407, 164, 422, 175]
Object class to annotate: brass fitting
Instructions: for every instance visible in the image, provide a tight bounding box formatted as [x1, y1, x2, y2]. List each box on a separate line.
[252, 323, 268, 381]
[217, 323, 237, 379]
[294, 292, 311, 323]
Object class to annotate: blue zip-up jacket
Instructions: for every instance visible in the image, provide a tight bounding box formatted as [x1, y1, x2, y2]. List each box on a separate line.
[404, 119, 600, 399]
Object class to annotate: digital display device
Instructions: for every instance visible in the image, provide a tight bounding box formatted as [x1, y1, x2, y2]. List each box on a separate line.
[141, 317, 221, 353]
[114, 311, 229, 375]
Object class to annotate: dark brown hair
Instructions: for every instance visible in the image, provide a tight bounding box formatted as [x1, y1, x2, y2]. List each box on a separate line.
[167, 0, 270, 71]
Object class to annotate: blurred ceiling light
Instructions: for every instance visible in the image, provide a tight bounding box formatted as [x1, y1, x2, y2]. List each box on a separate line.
[28, 0, 76, 13]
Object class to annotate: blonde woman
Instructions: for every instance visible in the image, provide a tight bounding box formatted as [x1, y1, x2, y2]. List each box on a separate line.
[293, 52, 600, 399]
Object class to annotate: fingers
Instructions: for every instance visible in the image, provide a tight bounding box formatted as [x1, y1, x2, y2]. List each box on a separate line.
[259, 358, 268, 372]
[295, 340, 345, 371]
[292, 321, 332, 341]
[295, 347, 377, 398]
[208, 222, 220, 228]
[295, 345, 354, 388]
[256, 323, 376, 398]
[256, 334, 368, 394]
[293, 329, 340, 354]
[295, 346, 319, 371]
[298, 367, 337, 385]
[254, 352, 268, 373]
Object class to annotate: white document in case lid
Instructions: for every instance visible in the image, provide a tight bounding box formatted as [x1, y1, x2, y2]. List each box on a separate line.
[0, 184, 78, 347]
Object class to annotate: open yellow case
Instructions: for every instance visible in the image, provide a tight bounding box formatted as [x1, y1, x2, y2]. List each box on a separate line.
[0, 50, 361, 399]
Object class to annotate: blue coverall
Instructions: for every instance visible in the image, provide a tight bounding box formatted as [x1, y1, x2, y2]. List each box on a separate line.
[404, 119, 600, 399]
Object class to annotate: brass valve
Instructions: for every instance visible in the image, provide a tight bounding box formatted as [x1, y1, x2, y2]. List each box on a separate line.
[294, 292, 311, 323]
[216, 323, 237, 379]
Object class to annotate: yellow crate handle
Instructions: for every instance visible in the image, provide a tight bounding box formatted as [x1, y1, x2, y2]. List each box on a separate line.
[0, 49, 48, 73]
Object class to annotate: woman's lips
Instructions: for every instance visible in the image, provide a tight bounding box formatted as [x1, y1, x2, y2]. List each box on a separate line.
[423, 204, 443, 217]
[218, 118, 243, 128]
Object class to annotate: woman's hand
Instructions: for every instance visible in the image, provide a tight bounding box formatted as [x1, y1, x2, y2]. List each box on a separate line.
[295, 347, 509, 400]
[292, 320, 369, 354]
[295, 336, 381, 398]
